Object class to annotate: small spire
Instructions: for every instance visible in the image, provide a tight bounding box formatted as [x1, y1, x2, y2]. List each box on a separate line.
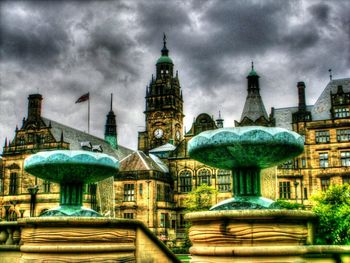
[110, 93, 113, 111]
[161, 33, 169, 56]
[16, 125, 18, 131]
[329, 69, 332, 81]
[163, 33, 167, 48]
[60, 131, 64, 142]
[251, 61, 254, 70]
[4, 137, 7, 147]
[49, 121, 52, 128]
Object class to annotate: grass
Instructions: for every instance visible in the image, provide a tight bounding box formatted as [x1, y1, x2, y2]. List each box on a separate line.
[176, 254, 191, 263]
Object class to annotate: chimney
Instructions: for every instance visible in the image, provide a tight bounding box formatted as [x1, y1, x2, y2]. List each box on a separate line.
[27, 94, 43, 122]
[297, 82, 306, 111]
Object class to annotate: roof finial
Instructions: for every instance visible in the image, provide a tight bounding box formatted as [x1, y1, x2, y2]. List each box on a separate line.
[161, 33, 169, 56]
[110, 93, 113, 111]
[329, 69, 332, 81]
[219, 110, 222, 119]
[251, 61, 254, 70]
[163, 33, 167, 48]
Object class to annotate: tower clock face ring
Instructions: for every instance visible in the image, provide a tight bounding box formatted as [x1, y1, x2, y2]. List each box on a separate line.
[154, 128, 164, 139]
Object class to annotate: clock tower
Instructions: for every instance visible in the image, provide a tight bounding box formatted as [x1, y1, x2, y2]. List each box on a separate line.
[138, 35, 184, 152]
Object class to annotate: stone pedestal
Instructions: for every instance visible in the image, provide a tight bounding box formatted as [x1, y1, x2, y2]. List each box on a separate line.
[17, 217, 180, 263]
[186, 210, 350, 263]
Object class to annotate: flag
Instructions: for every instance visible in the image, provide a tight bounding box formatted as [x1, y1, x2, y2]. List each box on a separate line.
[75, 93, 89, 103]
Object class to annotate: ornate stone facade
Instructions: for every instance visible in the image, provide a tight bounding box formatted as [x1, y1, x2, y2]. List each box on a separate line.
[274, 78, 350, 205]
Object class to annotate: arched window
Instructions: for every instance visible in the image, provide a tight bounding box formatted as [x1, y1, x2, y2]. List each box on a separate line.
[9, 172, 18, 195]
[197, 168, 211, 186]
[179, 170, 192, 193]
[217, 170, 231, 192]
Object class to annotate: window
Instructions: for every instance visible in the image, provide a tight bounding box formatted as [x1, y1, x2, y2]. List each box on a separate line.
[123, 184, 135, 201]
[43, 180, 51, 193]
[343, 176, 350, 185]
[319, 153, 329, 168]
[301, 158, 306, 168]
[179, 214, 186, 228]
[9, 172, 18, 195]
[316, 130, 330, 143]
[197, 168, 211, 186]
[124, 213, 134, 219]
[337, 129, 350, 142]
[334, 107, 350, 118]
[157, 184, 163, 201]
[217, 170, 231, 192]
[179, 170, 192, 193]
[341, 152, 350, 166]
[164, 185, 172, 202]
[280, 159, 293, 169]
[139, 183, 143, 195]
[279, 181, 291, 199]
[321, 178, 330, 191]
[303, 187, 308, 200]
[160, 213, 169, 228]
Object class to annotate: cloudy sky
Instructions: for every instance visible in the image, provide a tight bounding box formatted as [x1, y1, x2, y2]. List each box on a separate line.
[0, 0, 349, 152]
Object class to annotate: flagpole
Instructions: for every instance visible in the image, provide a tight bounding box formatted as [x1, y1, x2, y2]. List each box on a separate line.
[88, 92, 90, 134]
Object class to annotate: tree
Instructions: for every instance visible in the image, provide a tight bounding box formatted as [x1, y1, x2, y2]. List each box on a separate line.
[183, 184, 218, 212]
[311, 184, 350, 245]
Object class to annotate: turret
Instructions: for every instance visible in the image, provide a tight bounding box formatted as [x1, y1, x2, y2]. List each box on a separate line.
[104, 94, 118, 149]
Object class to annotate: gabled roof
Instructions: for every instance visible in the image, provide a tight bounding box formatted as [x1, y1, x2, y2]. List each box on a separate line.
[42, 117, 133, 160]
[311, 78, 350, 120]
[119, 151, 168, 173]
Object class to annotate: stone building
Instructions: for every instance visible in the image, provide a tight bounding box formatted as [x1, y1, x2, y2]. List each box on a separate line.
[273, 78, 350, 205]
[2, 35, 349, 245]
[0, 93, 132, 220]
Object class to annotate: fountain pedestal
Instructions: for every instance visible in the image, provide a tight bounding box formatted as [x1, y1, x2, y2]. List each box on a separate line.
[187, 127, 350, 262]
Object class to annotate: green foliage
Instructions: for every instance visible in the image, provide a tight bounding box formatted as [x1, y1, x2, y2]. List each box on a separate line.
[174, 185, 218, 254]
[275, 199, 305, 210]
[183, 184, 218, 212]
[311, 184, 350, 245]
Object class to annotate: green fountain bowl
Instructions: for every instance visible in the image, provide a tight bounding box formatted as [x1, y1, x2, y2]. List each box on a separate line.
[24, 150, 119, 184]
[188, 126, 304, 170]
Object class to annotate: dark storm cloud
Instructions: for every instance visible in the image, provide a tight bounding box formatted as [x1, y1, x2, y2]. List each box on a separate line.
[309, 3, 331, 24]
[0, 2, 69, 66]
[0, 0, 349, 151]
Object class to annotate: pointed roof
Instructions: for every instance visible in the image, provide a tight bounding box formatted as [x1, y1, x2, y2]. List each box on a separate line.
[119, 151, 168, 173]
[240, 65, 268, 122]
[311, 78, 350, 120]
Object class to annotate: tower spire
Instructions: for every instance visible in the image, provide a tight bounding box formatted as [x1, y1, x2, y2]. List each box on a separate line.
[329, 69, 332, 81]
[251, 61, 254, 71]
[105, 94, 118, 149]
[161, 33, 169, 56]
[110, 93, 113, 111]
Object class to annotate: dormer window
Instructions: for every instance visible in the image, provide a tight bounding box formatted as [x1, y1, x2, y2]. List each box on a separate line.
[92, 145, 103, 152]
[80, 141, 92, 151]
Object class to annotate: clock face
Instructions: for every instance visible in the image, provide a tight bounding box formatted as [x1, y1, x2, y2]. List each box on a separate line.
[154, 128, 164, 139]
[176, 130, 181, 140]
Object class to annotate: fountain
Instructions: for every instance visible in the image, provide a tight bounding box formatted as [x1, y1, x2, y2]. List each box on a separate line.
[186, 127, 349, 262]
[24, 150, 119, 217]
[4, 150, 180, 262]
